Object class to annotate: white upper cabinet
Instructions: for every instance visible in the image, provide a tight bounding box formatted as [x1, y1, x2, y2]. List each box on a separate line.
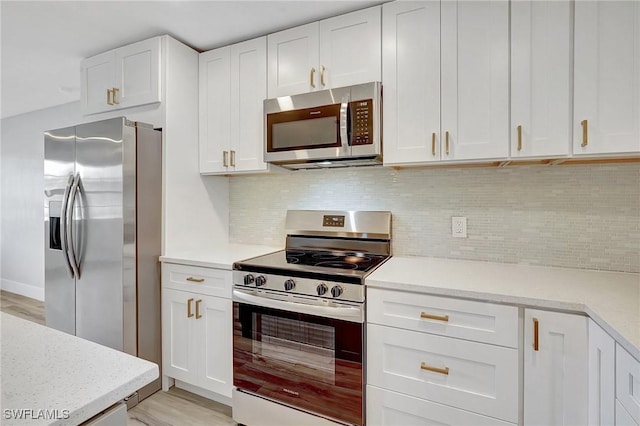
[81, 37, 161, 115]
[574, 1, 640, 155]
[441, 0, 509, 161]
[199, 37, 269, 175]
[383, 1, 509, 166]
[510, 0, 572, 158]
[268, 6, 381, 98]
[382, 1, 441, 165]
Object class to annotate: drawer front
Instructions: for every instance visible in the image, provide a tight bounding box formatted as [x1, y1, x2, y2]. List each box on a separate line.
[367, 323, 519, 423]
[367, 288, 518, 348]
[367, 385, 516, 426]
[617, 399, 639, 426]
[162, 263, 231, 298]
[616, 344, 640, 424]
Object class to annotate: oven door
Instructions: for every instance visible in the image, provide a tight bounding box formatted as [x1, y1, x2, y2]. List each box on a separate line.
[233, 291, 364, 425]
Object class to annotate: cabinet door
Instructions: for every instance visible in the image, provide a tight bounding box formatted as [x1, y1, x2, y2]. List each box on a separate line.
[382, 1, 441, 165]
[114, 37, 162, 109]
[230, 37, 268, 173]
[588, 319, 615, 426]
[574, 1, 640, 155]
[162, 288, 198, 384]
[510, 0, 572, 158]
[524, 309, 588, 426]
[199, 47, 231, 174]
[196, 295, 233, 397]
[616, 344, 640, 424]
[81, 51, 116, 115]
[441, 0, 509, 161]
[267, 22, 319, 97]
[319, 6, 381, 90]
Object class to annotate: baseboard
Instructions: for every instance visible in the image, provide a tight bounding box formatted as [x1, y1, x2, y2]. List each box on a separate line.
[0, 278, 44, 301]
[173, 380, 232, 407]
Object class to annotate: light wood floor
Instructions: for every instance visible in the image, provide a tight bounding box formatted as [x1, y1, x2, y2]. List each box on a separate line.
[0, 290, 236, 425]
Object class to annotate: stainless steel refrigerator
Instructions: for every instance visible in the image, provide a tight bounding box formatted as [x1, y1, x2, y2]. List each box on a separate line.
[44, 117, 161, 402]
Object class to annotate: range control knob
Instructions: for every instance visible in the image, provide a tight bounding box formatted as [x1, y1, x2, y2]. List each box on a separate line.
[330, 285, 343, 298]
[284, 279, 296, 291]
[255, 275, 267, 287]
[316, 283, 328, 296]
[243, 274, 255, 286]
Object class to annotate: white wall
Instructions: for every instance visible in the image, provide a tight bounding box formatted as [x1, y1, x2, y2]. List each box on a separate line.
[1, 102, 83, 300]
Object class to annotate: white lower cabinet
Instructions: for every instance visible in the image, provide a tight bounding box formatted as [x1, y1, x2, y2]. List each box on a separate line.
[367, 386, 514, 426]
[616, 344, 640, 425]
[589, 319, 616, 426]
[523, 309, 589, 425]
[366, 288, 518, 425]
[161, 263, 232, 399]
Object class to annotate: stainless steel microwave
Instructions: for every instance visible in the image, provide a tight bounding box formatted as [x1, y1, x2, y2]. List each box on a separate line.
[264, 82, 381, 169]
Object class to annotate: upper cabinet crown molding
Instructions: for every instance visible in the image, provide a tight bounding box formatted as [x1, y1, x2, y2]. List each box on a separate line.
[81, 37, 162, 115]
[267, 6, 381, 98]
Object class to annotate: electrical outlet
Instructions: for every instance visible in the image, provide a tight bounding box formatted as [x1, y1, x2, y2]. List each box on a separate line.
[452, 216, 467, 238]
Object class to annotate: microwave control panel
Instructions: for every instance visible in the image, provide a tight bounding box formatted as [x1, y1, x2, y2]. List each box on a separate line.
[351, 99, 373, 145]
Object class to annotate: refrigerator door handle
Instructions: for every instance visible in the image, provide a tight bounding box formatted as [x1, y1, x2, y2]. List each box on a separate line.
[60, 173, 75, 278]
[66, 173, 82, 279]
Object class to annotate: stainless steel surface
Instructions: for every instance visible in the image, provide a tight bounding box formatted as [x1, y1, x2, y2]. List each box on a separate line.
[264, 81, 382, 168]
[74, 118, 127, 351]
[44, 117, 162, 403]
[60, 173, 74, 278]
[233, 288, 364, 323]
[339, 93, 350, 156]
[44, 126, 76, 335]
[285, 210, 392, 240]
[233, 270, 365, 303]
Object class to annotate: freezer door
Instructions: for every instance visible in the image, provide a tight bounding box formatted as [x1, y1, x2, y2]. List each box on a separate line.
[44, 126, 76, 334]
[74, 117, 133, 353]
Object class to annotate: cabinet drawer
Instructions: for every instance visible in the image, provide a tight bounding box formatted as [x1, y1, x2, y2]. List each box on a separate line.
[367, 385, 515, 426]
[367, 324, 518, 423]
[616, 344, 640, 424]
[367, 288, 518, 348]
[162, 263, 231, 298]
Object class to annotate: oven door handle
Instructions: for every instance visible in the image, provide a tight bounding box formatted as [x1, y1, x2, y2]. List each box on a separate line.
[233, 289, 363, 322]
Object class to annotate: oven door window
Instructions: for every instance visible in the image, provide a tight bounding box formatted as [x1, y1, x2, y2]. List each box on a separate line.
[266, 104, 342, 152]
[233, 302, 363, 425]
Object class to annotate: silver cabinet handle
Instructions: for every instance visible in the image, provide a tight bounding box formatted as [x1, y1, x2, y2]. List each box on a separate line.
[60, 173, 75, 278]
[339, 94, 350, 152]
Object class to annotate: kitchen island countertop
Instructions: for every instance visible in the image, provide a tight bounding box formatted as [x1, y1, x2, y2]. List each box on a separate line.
[367, 256, 640, 360]
[0, 312, 158, 425]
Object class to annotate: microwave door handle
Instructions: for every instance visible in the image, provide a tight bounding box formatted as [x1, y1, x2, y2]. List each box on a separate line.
[339, 94, 350, 153]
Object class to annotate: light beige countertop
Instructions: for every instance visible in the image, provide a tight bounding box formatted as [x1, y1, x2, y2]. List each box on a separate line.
[0, 313, 158, 425]
[160, 243, 282, 270]
[367, 256, 640, 360]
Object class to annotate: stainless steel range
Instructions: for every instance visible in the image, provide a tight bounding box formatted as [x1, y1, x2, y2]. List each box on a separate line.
[232, 210, 391, 426]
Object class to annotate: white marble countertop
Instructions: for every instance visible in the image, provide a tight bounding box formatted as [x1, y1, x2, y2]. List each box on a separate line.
[160, 243, 282, 270]
[0, 313, 159, 425]
[367, 256, 640, 360]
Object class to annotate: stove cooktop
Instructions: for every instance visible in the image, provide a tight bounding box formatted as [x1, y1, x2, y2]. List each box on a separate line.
[233, 249, 390, 285]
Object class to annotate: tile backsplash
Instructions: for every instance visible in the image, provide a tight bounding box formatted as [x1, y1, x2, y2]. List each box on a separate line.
[229, 163, 640, 273]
